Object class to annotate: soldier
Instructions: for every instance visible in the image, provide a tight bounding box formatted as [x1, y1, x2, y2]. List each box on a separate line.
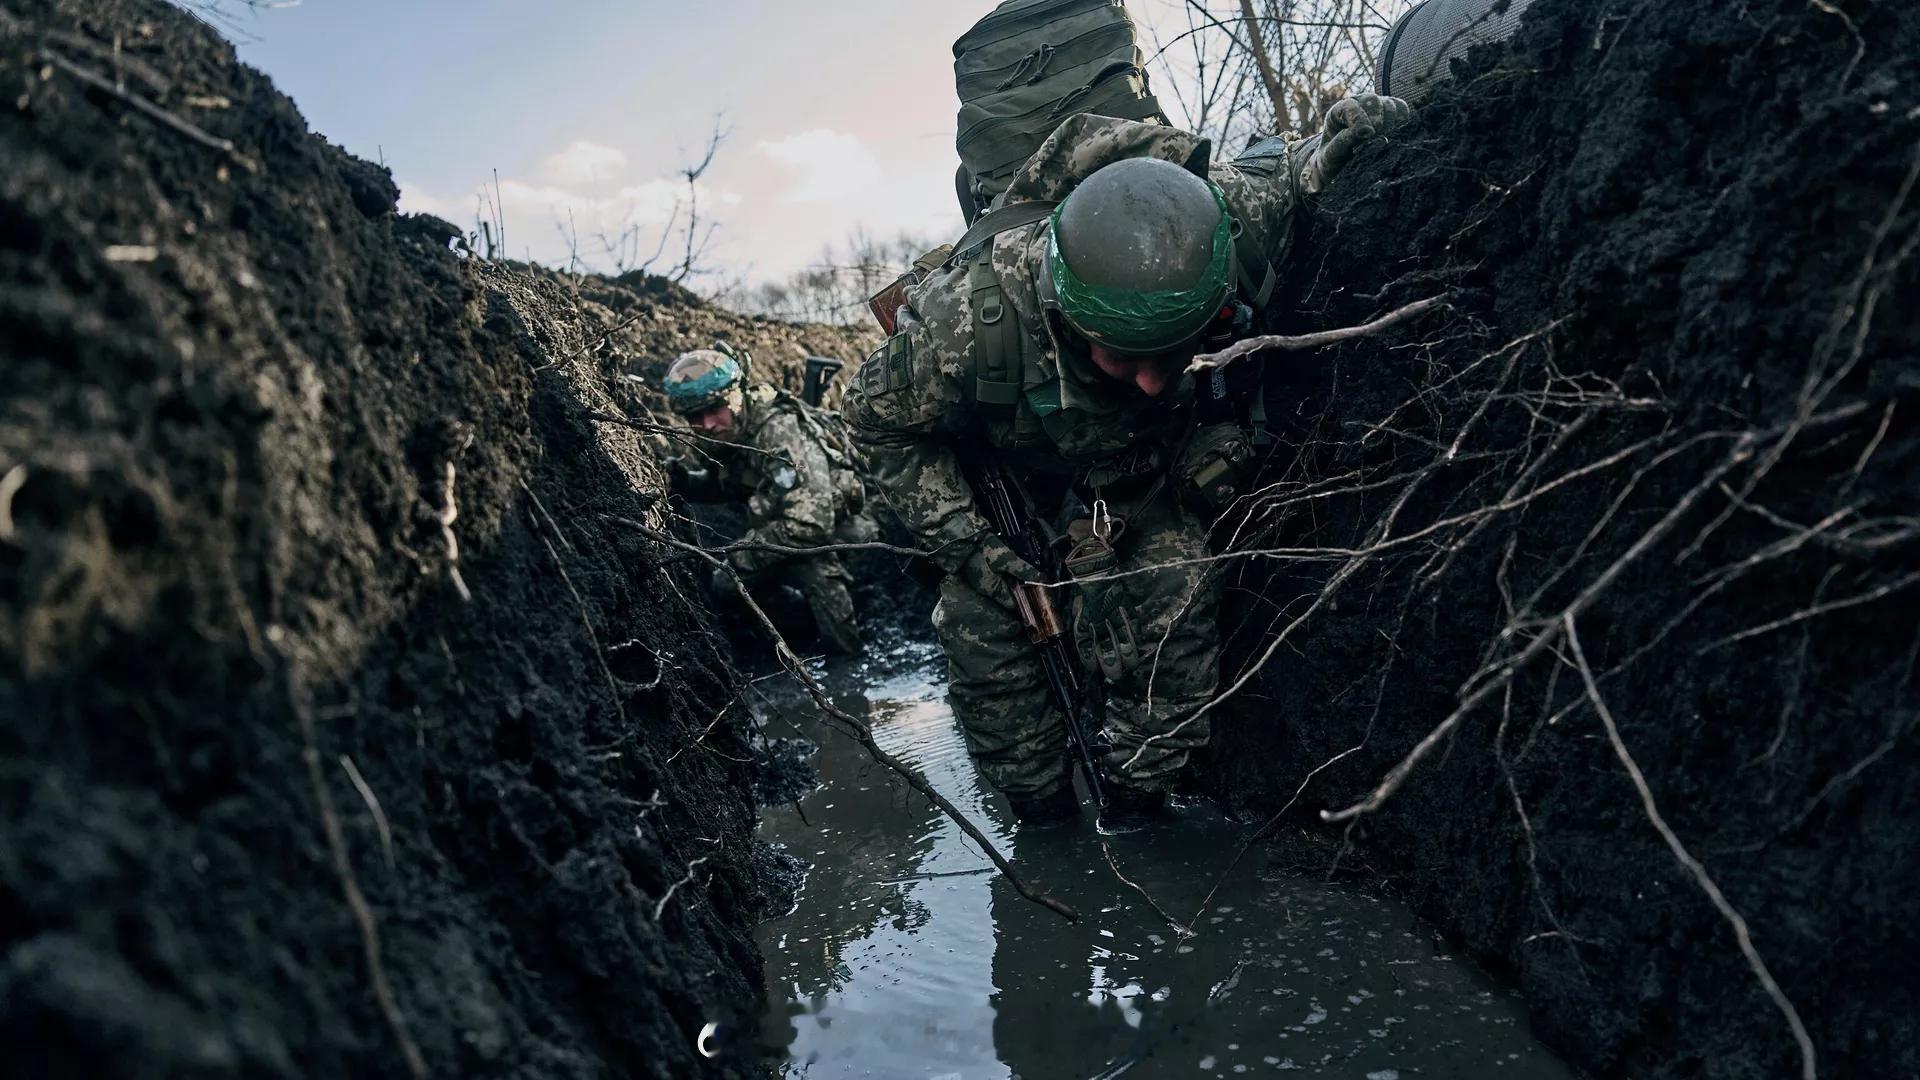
[663, 346, 874, 655]
[844, 96, 1411, 832]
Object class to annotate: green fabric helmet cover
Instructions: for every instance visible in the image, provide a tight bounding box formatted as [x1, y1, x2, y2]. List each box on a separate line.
[1047, 177, 1233, 355]
[664, 349, 744, 414]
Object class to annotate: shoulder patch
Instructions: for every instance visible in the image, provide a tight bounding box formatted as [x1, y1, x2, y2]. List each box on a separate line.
[858, 332, 914, 398]
[1229, 134, 1293, 178]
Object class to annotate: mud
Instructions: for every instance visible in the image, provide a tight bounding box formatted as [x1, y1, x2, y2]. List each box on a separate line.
[1214, 1, 1920, 1077]
[0, 1, 803, 1075]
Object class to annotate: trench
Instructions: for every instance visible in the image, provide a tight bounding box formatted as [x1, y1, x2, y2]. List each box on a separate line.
[749, 639, 1577, 1079]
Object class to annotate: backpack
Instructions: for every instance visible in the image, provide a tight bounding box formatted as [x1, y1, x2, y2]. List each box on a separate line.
[953, 0, 1164, 221]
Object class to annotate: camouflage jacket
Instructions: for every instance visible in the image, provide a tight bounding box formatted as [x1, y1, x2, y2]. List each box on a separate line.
[843, 114, 1303, 573]
[674, 385, 867, 571]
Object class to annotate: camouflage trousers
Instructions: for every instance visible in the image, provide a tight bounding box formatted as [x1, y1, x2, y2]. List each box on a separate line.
[932, 489, 1219, 799]
[722, 554, 861, 655]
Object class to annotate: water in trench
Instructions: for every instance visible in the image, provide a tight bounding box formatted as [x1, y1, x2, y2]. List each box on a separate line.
[753, 640, 1576, 1079]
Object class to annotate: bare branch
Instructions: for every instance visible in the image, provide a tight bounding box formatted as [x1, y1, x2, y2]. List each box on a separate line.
[1566, 616, 1817, 1080]
[1187, 294, 1452, 371]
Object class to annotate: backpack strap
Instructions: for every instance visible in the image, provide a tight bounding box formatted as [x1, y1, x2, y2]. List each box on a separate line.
[1232, 232, 1277, 308]
[950, 198, 1060, 262]
[967, 251, 1025, 407]
[1226, 134, 1300, 309]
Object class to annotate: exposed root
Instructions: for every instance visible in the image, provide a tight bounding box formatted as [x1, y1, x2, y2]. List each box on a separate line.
[531, 518, 626, 724]
[1187, 293, 1452, 371]
[338, 754, 396, 872]
[292, 689, 427, 1080]
[436, 461, 472, 603]
[0, 463, 25, 542]
[651, 853, 714, 922]
[1566, 616, 1817, 1080]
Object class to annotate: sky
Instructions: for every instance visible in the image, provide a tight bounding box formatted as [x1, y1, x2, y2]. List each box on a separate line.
[222, 0, 1049, 287]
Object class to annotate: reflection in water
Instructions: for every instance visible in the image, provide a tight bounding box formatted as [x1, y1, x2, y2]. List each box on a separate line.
[755, 644, 1574, 1079]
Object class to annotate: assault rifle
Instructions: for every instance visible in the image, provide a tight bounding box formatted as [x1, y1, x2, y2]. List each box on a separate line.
[801, 356, 844, 407]
[965, 458, 1107, 808]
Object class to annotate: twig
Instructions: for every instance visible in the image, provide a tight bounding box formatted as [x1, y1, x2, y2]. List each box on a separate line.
[586, 411, 784, 460]
[541, 307, 651, 371]
[519, 478, 575, 554]
[1566, 616, 1816, 1080]
[292, 692, 427, 1079]
[338, 755, 396, 872]
[39, 50, 259, 172]
[1184, 742, 1364, 932]
[611, 516, 938, 562]
[1102, 839, 1193, 938]
[534, 526, 625, 724]
[627, 520, 1078, 922]
[1699, 568, 1920, 653]
[1807, 0, 1866, 88]
[1323, 435, 1759, 824]
[1188, 294, 1451, 371]
[652, 854, 713, 922]
[0, 464, 26, 541]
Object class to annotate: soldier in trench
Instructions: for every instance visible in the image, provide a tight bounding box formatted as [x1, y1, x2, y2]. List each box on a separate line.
[663, 346, 876, 655]
[844, 96, 1412, 832]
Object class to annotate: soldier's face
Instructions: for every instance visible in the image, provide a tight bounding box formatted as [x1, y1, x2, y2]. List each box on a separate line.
[694, 404, 736, 437]
[1087, 343, 1182, 398]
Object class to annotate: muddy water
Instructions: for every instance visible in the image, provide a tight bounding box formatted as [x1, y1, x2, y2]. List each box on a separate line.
[754, 642, 1576, 1079]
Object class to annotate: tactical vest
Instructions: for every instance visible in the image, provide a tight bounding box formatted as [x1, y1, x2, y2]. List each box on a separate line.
[740, 386, 868, 511]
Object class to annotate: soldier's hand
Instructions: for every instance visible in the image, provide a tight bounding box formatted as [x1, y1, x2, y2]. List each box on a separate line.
[1179, 423, 1254, 514]
[1302, 93, 1413, 195]
[953, 538, 1042, 612]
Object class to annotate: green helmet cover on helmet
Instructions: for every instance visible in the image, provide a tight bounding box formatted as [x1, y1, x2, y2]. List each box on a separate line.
[1045, 160, 1235, 355]
[664, 349, 744, 415]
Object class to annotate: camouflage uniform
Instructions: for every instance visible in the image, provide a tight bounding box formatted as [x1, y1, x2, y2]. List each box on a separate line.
[843, 115, 1304, 800]
[674, 384, 875, 653]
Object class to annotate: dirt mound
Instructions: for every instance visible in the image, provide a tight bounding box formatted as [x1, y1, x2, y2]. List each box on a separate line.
[520, 265, 877, 416]
[1216, 1, 1919, 1076]
[0, 1, 795, 1074]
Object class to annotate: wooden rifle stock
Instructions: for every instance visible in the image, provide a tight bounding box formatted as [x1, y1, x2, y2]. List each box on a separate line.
[966, 458, 1107, 806]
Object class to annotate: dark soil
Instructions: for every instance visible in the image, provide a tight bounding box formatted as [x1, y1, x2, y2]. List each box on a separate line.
[1214, 1, 1920, 1077]
[0, 1, 811, 1075]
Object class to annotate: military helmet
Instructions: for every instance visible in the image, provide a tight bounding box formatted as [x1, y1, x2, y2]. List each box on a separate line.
[664, 348, 745, 415]
[1039, 157, 1236, 355]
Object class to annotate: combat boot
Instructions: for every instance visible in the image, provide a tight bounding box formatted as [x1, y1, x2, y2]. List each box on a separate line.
[1008, 785, 1080, 827]
[1096, 784, 1169, 835]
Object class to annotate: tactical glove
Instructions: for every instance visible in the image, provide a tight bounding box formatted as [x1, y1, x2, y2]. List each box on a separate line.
[1179, 422, 1254, 514]
[952, 536, 1042, 613]
[1301, 93, 1413, 195]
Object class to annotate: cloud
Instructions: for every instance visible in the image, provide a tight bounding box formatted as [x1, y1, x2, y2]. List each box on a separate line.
[541, 140, 629, 187]
[756, 129, 884, 203]
[395, 179, 461, 221]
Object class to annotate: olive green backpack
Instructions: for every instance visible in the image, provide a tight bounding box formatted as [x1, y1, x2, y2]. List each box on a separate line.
[953, 0, 1165, 221]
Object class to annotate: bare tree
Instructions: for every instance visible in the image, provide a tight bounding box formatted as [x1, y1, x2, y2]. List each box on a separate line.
[727, 230, 939, 326]
[1142, 0, 1410, 151]
[670, 119, 729, 283]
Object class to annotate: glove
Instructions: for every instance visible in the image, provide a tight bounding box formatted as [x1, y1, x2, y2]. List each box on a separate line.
[951, 537, 1042, 613]
[1301, 93, 1413, 195]
[1179, 423, 1254, 514]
